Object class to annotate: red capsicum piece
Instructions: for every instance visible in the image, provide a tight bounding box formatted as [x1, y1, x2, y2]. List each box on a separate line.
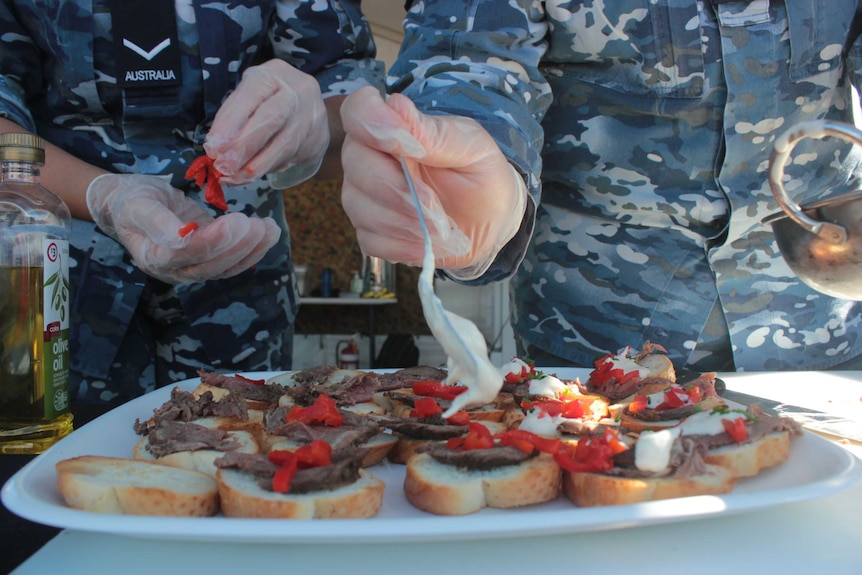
[410, 396, 443, 419]
[185, 155, 227, 211]
[268, 440, 332, 493]
[285, 394, 343, 427]
[412, 380, 467, 401]
[234, 373, 265, 385]
[177, 221, 199, 237]
[496, 429, 561, 455]
[447, 421, 495, 450]
[445, 410, 471, 426]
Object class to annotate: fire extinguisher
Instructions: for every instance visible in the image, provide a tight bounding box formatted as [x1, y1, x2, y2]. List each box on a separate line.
[336, 337, 360, 369]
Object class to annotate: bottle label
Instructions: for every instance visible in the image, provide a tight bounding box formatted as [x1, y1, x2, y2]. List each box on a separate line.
[42, 238, 70, 418]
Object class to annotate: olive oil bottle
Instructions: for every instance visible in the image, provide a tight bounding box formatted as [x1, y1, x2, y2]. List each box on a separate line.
[0, 133, 73, 453]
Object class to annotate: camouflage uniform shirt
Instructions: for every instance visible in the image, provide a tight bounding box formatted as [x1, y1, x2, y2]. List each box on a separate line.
[390, 0, 862, 371]
[0, 0, 383, 401]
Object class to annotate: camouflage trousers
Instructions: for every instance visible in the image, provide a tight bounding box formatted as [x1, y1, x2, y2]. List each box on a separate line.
[72, 278, 294, 409]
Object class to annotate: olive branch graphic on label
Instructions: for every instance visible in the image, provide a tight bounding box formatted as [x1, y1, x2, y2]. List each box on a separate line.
[43, 252, 69, 321]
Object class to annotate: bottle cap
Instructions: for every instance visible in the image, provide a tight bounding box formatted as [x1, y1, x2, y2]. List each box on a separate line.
[0, 132, 46, 164]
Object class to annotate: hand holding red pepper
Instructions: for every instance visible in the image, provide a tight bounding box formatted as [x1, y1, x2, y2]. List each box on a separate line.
[203, 59, 329, 189]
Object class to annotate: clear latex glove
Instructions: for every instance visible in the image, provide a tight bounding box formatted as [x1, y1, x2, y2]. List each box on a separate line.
[340, 86, 526, 275]
[203, 59, 329, 189]
[86, 174, 281, 284]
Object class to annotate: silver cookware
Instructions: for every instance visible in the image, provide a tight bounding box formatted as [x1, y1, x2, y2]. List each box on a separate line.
[764, 120, 862, 300]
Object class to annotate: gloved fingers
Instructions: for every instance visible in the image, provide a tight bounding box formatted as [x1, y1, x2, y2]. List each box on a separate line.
[341, 143, 468, 263]
[129, 214, 274, 284]
[123, 212, 249, 271]
[386, 92, 500, 168]
[210, 216, 282, 280]
[111, 193, 211, 251]
[340, 86, 426, 158]
[205, 60, 326, 184]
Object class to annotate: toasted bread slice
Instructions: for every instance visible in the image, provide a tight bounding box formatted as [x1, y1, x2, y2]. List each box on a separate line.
[562, 463, 736, 507]
[403, 452, 561, 515]
[55, 455, 219, 516]
[704, 430, 793, 478]
[216, 467, 385, 519]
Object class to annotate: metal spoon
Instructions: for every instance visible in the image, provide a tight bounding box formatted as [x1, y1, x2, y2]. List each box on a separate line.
[399, 156, 503, 417]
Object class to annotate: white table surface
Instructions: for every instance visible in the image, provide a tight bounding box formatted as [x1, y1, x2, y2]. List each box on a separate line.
[12, 370, 862, 575]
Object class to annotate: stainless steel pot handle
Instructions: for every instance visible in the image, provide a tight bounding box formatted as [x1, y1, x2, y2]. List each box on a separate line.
[768, 120, 860, 245]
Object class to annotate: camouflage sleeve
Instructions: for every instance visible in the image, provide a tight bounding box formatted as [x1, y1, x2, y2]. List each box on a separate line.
[0, 1, 38, 130]
[387, 0, 551, 284]
[271, 0, 385, 97]
[849, 4, 862, 88]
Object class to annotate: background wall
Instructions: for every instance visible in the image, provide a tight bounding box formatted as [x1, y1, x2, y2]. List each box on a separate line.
[287, 1, 516, 370]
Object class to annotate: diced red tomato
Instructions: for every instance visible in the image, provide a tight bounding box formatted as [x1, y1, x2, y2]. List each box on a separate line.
[722, 417, 749, 442]
[503, 361, 536, 383]
[412, 380, 467, 400]
[628, 395, 648, 413]
[685, 385, 703, 404]
[522, 397, 586, 419]
[589, 355, 640, 388]
[554, 428, 628, 473]
[657, 387, 686, 409]
[285, 394, 343, 427]
[410, 396, 443, 419]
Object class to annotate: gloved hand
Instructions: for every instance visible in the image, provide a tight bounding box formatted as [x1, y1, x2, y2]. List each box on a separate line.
[86, 174, 281, 284]
[203, 59, 329, 189]
[340, 86, 527, 277]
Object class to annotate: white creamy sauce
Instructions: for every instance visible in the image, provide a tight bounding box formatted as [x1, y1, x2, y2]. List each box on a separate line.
[678, 410, 746, 436]
[634, 428, 681, 473]
[528, 374, 567, 398]
[498, 358, 531, 382]
[412, 172, 502, 418]
[642, 385, 693, 407]
[518, 408, 563, 437]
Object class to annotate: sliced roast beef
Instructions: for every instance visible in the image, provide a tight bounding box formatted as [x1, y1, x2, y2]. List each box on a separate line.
[263, 405, 381, 452]
[198, 370, 287, 404]
[376, 366, 448, 391]
[133, 387, 248, 435]
[289, 449, 368, 494]
[420, 442, 535, 470]
[215, 451, 278, 475]
[371, 414, 469, 440]
[685, 405, 803, 451]
[144, 420, 241, 458]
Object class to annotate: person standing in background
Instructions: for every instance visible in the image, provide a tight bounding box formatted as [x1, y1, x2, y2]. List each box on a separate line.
[339, 0, 862, 372]
[0, 0, 384, 412]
